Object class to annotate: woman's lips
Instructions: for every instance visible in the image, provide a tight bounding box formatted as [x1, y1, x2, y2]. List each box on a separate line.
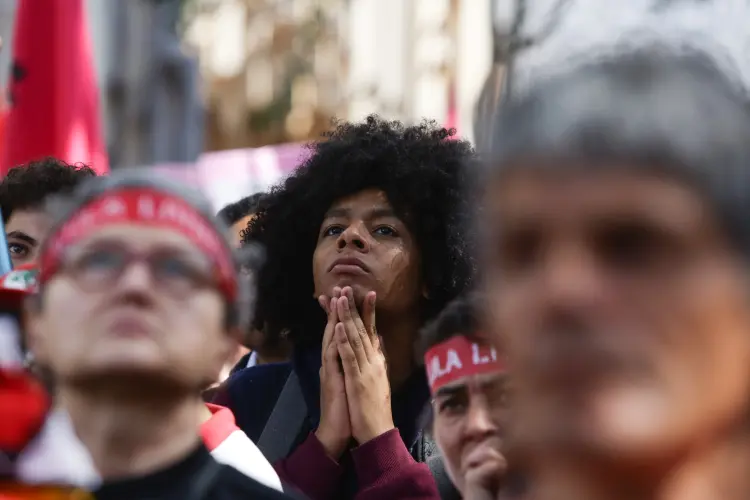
[329, 257, 370, 275]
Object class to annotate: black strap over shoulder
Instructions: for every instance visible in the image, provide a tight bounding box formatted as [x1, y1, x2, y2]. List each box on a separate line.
[257, 370, 308, 463]
[258, 370, 460, 499]
[421, 434, 462, 500]
[185, 457, 222, 500]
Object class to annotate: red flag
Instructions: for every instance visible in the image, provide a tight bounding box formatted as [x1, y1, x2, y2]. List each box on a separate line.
[1, 0, 109, 175]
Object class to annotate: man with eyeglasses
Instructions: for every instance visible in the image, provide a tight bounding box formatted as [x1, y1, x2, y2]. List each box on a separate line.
[24, 171, 291, 499]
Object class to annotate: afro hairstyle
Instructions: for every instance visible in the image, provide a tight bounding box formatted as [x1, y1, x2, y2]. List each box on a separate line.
[243, 115, 477, 347]
[217, 192, 268, 226]
[0, 157, 96, 223]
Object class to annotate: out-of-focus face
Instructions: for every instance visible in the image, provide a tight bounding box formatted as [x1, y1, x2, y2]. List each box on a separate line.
[27, 225, 234, 391]
[312, 189, 422, 312]
[433, 371, 508, 496]
[481, 167, 750, 462]
[6, 208, 52, 267]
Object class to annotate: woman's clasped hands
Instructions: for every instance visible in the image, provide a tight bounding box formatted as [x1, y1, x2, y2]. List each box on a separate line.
[314, 286, 395, 459]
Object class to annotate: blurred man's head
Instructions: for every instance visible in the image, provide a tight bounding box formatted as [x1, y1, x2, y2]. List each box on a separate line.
[420, 294, 508, 497]
[26, 171, 258, 395]
[479, 49, 750, 467]
[217, 193, 267, 248]
[0, 158, 96, 267]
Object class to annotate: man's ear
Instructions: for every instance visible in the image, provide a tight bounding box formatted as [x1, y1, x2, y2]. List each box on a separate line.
[22, 293, 46, 364]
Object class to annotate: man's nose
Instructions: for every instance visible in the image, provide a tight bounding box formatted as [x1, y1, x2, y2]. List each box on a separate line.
[116, 260, 155, 291]
[541, 241, 604, 313]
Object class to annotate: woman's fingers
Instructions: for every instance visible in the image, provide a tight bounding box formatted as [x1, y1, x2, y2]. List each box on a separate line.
[336, 295, 369, 368]
[336, 323, 360, 376]
[321, 296, 339, 364]
[323, 338, 342, 378]
[362, 291, 377, 345]
[342, 287, 376, 361]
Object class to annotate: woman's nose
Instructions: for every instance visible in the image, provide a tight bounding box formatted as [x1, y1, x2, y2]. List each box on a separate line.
[337, 224, 369, 251]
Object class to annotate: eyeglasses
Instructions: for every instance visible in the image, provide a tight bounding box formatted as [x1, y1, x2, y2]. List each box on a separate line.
[58, 243, 218, 299]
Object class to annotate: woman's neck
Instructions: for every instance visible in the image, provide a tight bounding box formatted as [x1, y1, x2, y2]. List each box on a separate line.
[59, 383, 202, 480]
[377, 312, 421, 391]
[525, 425, 750, 500]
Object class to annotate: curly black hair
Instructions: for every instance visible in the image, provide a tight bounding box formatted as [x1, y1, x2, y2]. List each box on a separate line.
[217, 192, 267, 226]
[0, 157, 97, 223]
[243, 115, 476, 347]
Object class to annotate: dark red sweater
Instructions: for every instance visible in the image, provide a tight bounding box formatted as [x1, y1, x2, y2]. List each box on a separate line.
[274, 429, 440, 500]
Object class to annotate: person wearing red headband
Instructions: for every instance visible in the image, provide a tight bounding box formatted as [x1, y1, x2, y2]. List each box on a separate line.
[419, 294, 510, 500]
[23, 171, 290, 499]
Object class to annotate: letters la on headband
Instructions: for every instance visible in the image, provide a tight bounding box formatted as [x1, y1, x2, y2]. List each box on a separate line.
[424, 335, 506, 395]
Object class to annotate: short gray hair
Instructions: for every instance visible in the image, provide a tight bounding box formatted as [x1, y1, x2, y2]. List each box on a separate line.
[485, 47, 750, 256]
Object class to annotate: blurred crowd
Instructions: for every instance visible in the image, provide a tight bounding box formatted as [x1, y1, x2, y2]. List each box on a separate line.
[5, 3, 750, 500]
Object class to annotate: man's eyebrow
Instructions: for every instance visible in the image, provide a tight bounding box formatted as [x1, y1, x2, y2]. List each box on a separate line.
[6, 231, 37, 246]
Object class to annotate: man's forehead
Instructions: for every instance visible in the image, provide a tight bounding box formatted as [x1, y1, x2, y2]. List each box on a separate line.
[5, 209, 53, 241]
[487, 167, 711, 227]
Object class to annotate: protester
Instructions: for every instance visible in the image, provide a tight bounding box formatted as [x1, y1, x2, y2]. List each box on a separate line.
[0, 158, 96, 267]
[25, 171, 290, 499]
[217, 192, 267, 248]
[215, 115, 475, 499]
[478, 48, 750, 499]
[419, 294, 508, 500]
[217, 193, 290, 374]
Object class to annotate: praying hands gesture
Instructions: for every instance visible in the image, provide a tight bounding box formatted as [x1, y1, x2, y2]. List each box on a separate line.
[315, 286, 394, 458]
[335, 287, 395, 444]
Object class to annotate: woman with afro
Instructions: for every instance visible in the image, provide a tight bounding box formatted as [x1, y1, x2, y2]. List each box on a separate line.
[215, 115, 474, 499]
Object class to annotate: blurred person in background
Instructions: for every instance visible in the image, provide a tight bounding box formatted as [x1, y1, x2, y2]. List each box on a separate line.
[218, 193, 267, 248]
[0, 158, 96, 267]
[215, 116, 475, 499]
[25, 171, 289, 499]
[0, 264, 99, 491]
[479, 48, 750, 500]
[419, 293, 510, 500]
[217, 193, 290, 374]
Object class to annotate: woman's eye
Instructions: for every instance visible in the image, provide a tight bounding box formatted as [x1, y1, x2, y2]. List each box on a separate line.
[373, 226, 396, 237]
[323, 225, 344, 237]
[8, 243, 29, 256]
[438, 398, 466, 414]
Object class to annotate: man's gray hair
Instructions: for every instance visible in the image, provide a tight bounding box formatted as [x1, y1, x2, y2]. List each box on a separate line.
[487, 47, 750, 256]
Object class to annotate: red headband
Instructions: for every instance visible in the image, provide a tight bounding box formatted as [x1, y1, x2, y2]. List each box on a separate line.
[39, 187, 237, 300]
[424, 335, 505, 394]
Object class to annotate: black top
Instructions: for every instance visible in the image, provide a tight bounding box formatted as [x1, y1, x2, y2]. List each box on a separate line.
[93, 444, 294, 500]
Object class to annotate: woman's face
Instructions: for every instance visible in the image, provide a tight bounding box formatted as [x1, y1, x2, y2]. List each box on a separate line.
[312, 189, 422, 314]
[433, 372, 509, 496]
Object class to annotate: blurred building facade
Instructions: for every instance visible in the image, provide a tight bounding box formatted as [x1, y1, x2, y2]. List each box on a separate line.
[0, 0, 506, 163]
[181, 0, 495, 147]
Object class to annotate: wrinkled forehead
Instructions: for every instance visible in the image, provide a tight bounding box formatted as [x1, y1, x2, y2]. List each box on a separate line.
[482, 166, 717, 237]
[435, 372, 507, 398]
